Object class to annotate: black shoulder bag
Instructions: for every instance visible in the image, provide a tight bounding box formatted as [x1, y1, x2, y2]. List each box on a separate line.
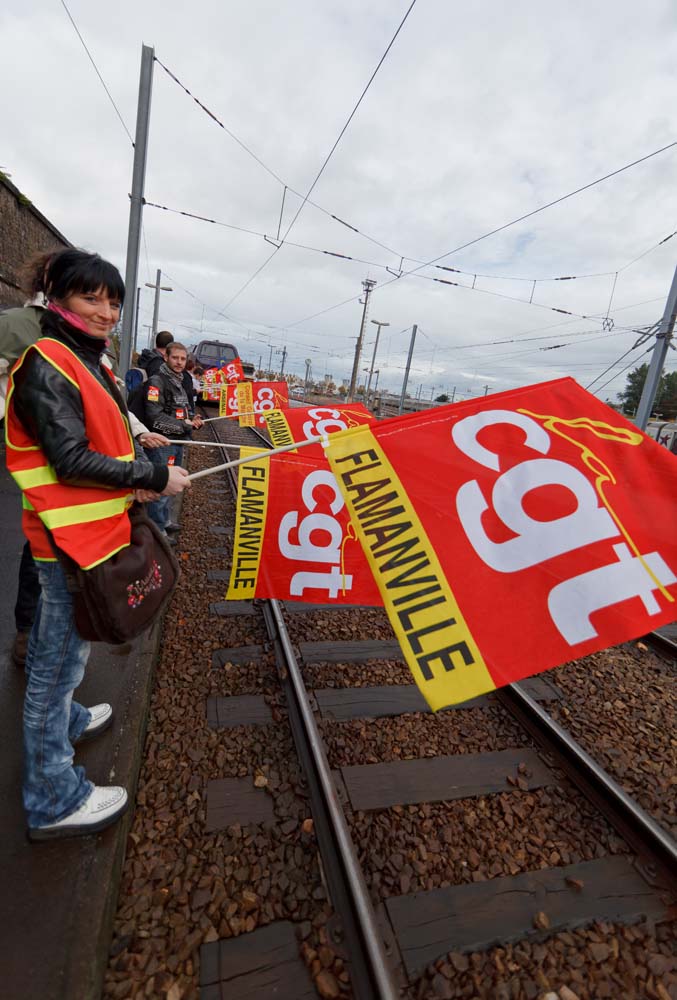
[51, 504, 181, 644]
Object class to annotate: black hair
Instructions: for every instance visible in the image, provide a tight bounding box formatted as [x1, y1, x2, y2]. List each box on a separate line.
[40, 248, 125, 305]
[156, 330, 174, 349]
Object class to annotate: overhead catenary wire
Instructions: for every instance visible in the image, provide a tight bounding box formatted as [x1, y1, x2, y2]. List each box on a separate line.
[215, 0, 420, 312]
[585, 342, 646, 390]
[284, 139, 677, 330]
[143, 199, 392, 270]
[146, 197, 664, 330]
[59, 0, 134, 145]
[149, 50, 677, 359]
[588, 347, 653, 396]
[154, 52, 677, 300]
[153, 59, 404, 262]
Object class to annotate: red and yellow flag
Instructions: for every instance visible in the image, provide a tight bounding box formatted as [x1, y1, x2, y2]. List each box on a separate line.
[224, 357, 245, 384]
[219, 381, 289, 424]
[227, 447, 382, 606]
[323, 378, 677, 709]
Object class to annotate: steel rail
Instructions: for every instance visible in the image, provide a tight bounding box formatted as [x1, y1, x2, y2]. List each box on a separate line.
[262, 599, 400, 1000]
[499, 682, 677, 891]
[644, 629, 677, 661]
[208, 415, 400, 1000]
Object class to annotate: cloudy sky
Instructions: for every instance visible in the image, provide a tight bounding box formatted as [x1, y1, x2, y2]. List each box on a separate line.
[2, 0, 677, 402]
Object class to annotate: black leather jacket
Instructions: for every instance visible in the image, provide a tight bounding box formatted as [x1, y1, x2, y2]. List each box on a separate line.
[12, 311, 168, 493]
[145, 368, 193, 438]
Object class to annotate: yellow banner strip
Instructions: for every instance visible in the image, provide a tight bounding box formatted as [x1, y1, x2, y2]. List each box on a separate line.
[237, 382, 255, 427]
[326, 425, 494, 711]
[226, 447, 270, 600]
[263, 409, 296, 450]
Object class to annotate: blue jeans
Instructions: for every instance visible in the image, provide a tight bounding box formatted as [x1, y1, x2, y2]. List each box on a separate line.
[23, 561, 93, 829]
[145, 443, 183, 530]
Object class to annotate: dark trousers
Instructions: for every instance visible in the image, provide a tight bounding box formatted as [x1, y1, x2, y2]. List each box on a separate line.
[145, 443, 184, 530]
[15, 540, 40, 632]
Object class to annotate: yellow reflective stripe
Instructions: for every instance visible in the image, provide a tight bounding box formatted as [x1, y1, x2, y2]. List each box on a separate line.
[22, 495, 35, 511]
[3, 376, 41, 452]
[15, 452, 133, 490]
[114, 452, 135, 462]
[82, 539, 131, 571]
[13, 465, 59, 489]
[40, 495, 130, 530]
[32, 340, 81, 390]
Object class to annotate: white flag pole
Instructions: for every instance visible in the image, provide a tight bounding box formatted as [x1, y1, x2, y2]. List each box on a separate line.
[166, 439, 241, 449]
[200, 411, 259, 424]
[186, 433, 325, 482]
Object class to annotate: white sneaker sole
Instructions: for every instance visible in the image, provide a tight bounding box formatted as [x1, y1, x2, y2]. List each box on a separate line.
[28, 794, 128, 842]
[75, 707, 113, 744]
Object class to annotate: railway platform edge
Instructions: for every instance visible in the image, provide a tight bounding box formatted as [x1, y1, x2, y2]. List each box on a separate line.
[0, 441, 161, 1000]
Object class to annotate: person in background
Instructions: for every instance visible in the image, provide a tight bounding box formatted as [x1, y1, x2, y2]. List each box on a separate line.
[143, 342, 203, 538]
[5, 248, 191, 840]
[184, 355, 198, 415]
[189, 359, 203, 398]
[0, 255, 168, 668]
[137, 330, 173, 379]
[1, 254, 51, 667]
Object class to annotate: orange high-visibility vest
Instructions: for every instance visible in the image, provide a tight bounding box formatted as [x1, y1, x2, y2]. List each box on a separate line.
[5, 337, 136, 569]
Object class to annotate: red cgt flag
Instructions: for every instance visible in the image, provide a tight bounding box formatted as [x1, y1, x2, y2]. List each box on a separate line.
[223, 358, 245, 384]
[219, 381, 289, 424]
[227, 447, 382, 606]
[323, 377, 677, 710]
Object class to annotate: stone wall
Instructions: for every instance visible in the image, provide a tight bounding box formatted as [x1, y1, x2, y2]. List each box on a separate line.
[0, 173, 70, 308]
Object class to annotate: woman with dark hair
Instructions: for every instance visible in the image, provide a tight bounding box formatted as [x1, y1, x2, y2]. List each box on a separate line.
[5, 248, 190, 841]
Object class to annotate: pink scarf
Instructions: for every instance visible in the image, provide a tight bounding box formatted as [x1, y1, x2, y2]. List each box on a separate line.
[47, 301, 92, 335]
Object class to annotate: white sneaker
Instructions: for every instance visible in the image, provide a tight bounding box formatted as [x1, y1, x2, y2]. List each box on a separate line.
[76, 703, 113, 743]
[29, 785, 128, 841]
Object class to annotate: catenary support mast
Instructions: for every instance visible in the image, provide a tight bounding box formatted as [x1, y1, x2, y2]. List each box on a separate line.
[348, 279, 376, 402]
[120, 44, 154, 377]
[635, 261, 677, 429]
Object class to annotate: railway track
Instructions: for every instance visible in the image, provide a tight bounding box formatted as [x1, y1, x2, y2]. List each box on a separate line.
[104, 414, 677, 1000]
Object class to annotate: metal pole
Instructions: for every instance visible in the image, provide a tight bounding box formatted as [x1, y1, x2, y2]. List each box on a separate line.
[348, 279, 376, 401]
[635, 262, 677, 430]
[398, 324, 417, 414]
[132, 286, 141, 356]
[268, 344, 273, 373]
[366, 319, 388, 404]
[151, 268, 161, 340]
[304, 358, 311, 398]
[120, 43, 154, 377]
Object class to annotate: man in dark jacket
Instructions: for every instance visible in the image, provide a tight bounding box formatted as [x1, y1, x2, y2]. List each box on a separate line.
[143, 342, 202, 535]
[137, 329, 173, 379]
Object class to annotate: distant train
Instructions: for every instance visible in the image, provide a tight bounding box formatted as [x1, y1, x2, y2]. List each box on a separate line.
[189, 340, 255, 379]
[645, 420, 677, 454]
[189, 340, 256, 403]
